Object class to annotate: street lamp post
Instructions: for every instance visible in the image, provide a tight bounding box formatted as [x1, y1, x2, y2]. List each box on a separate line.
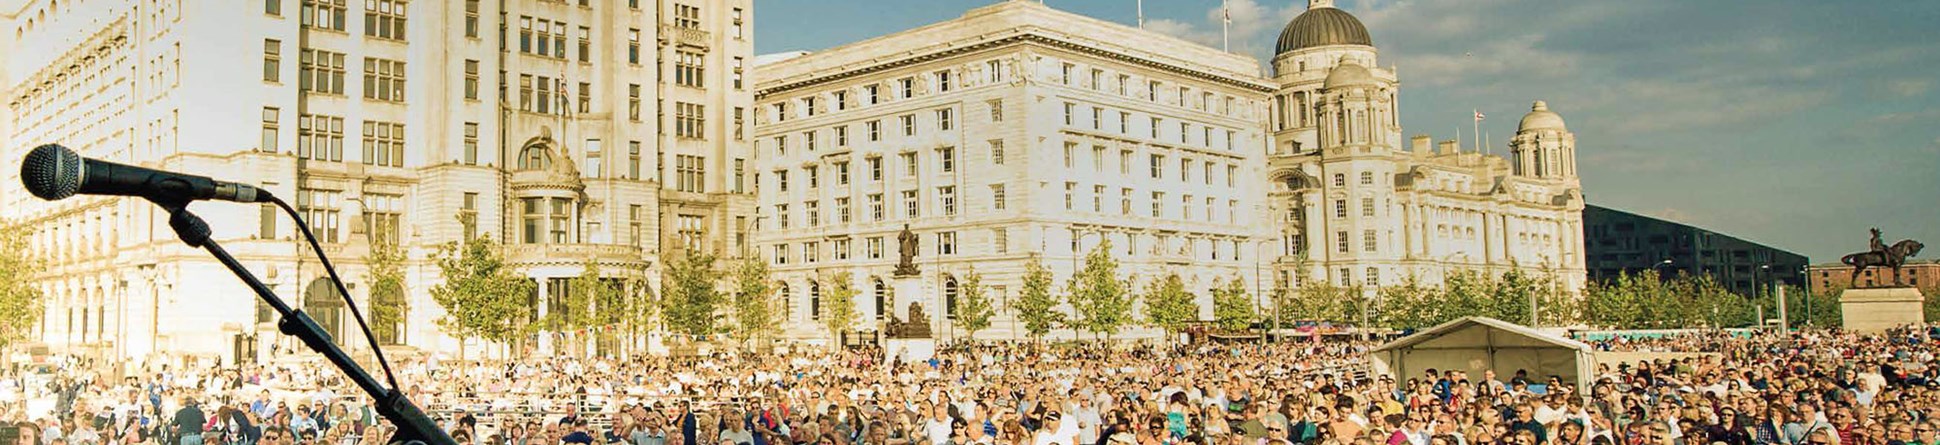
[1251, 238, 1277, 344]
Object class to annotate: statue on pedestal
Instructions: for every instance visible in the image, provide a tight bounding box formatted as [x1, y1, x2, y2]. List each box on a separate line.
[894, 224, 920, 277]
[1843, 228, 1925, 287]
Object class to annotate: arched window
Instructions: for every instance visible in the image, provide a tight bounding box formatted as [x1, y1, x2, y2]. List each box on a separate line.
[809, 281, 822, 320]
[519, 144, 552, 170]
[873, 278, 887, 321]
[304, 278, 347, 344]
[943, 275, 959, 320]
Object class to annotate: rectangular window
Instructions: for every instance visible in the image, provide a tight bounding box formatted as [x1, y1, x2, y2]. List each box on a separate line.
[804, 131, 818, 151]
[833, 239, 851, 260]
[1119, 111, 1130, 134]
[935, 70, 953, 92]
[775, 204, 790, 229]
[463, 60, 479, 100]
[868, 237, 884, 259]
[360, 121, 405, 167]
[835, 126, 849, 146]
[1363, 230, 1378, 252]
[867, 120, 882, 141]
[900, 114, 916, 136]
[462, 122, 478, 165]
[576, 82, 590, 113]
[463, 0, 478, 37]
[835, 197, 852, 223]
[1092, 106, 1103, 130]
[1151, 192, 1164, 217]
[1149, 154, 1163, 178]
[988, 99, 1004, 121]
[898, 77, 915, 98]
[1092, 146, 1105, 171]
[937, 108, 953, 131]
[994, 229, 1009, 254]
[732, 57, 745, 89]
[1334, 199, 1347, 218]
[577, 26, 590, 62]
[534, 75, 552, 114]
[1064, 182, 1075, 210]
[1063, 102, 1074, 126]
[802, 241, 820, 263]
[263, 40, 281, 82]
[938, 232, 957, 256]
[902, 190, 919, 219]
[805, 201, 820, 226]
[869, 157, 883, 181]
[627, 84, 642, 121]
[676, 155, 706, 192]
[1336, 231, 1350, 253]
[260, 107, 279, 152]
[267, 0, 282, 16]
[1120, 149, 1133, 174]
[939, 147, 955, 173]
[1092, 185, 1105, 212]
[675, 102, 705, 138]
[627, 29, 641, 64]
[775, 170, 788, 192]
[834, 91, 849, 111]
[732, 8, 745, 39]
[806, 166, 819, 189]
[296, 114, 345, 161]
[364, 193, 405, 245]
[834, 161, 851, 185]
[630, 141, 643, 179]
[674, 4, 702, 28]
[1362, 197, 1376, 217]
[734, 107, 746, 140]
[901, 152, 917, 177]
[1227, 165, 1238, 187]
[298, 48, 346, 94]
[675, 50, 705, 88]
[865, 85, 881, 105]
[939, 186, 957, 216]
[774, 244, 789, 265]
[869, 193, 885, 221]
[1120, 188, 1131, 215]
[295, 188, 343, 243]
[733, 158, 745, 192]
[990, 184, 1006, 211]
[1151, 117, 1162, 139]
[301, 0, 347, 31]
[363, 0, 406, 40]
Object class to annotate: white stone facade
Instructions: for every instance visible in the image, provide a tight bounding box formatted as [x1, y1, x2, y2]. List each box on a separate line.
[0, 0, 756, 363]
[752, 1, 1277, 342]
[1264, 1, 1588, 293]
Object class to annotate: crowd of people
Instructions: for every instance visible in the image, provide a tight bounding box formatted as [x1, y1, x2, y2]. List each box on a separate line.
[7, 325, 1940, 445]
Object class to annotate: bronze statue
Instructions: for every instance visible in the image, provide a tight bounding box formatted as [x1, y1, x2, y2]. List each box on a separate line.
[885, 301, 932, 339]
[1843, 228, 1925, 287]
[894, 224, 920, 276]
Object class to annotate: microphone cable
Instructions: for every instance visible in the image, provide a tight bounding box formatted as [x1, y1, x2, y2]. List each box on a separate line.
[271, 196, 403, 392]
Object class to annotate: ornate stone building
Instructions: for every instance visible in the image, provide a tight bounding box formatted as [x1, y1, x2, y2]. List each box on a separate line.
[0, 0, 755, 363]
[1265, 0, 1588, 292]
[752, 0, 1276, 342]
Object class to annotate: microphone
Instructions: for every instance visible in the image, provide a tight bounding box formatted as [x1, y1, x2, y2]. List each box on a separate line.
[20, 144, 273, 204]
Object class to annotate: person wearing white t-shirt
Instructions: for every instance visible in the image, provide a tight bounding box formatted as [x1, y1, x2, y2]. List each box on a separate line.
[922, 402, 954, 445]
[1033, 410, 1079, 445]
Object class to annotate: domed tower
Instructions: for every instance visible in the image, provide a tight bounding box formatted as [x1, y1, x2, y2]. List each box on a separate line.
[1267, 0, 1396, 155]
[1509, 100, 1578, 183]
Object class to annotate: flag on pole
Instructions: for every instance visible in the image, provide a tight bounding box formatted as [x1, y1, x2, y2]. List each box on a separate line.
[1474, 110, 1485, 121]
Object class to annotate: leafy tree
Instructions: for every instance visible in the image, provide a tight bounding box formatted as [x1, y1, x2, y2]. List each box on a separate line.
[728, 256, 776, 345]
[1280, 280, 1364, 326]
[818, 272, 861, 348]
[429, 231, 536, 357]
[660, 248, 722, 339]
[561, 260, 624, 356]
[1014, 258, 1063, 341]
[1210, 277, 1256, 332]
[1066, 241, 1132, 340]
[1783, 285, 1840, 327]
[1143, 274, 1196, 339]
[955, 269, 995, 339]
[0, 223, 45, 350]
[366, 239, 409, 345]
[1374, 278, 1442, 329]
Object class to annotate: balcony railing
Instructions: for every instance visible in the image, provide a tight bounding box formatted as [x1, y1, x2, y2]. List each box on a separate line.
[503, 243, 645, 266]
[659, 24, 711, 49]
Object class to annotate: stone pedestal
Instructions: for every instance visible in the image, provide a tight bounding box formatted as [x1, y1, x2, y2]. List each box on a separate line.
[891, 274, 930, 323]
[1841, 287, 1926, 333]
[884, 338, 936, 364]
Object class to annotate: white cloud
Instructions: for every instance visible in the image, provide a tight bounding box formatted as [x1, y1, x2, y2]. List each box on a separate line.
[1139, 0, 1302, 61]
[1886, 79, 1933, 97]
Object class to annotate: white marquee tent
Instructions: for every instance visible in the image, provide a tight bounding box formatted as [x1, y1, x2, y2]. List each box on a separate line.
[1369, 317, 1596, 391]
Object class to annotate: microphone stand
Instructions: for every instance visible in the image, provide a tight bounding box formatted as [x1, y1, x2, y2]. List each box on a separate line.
[153, 198, 453, 445]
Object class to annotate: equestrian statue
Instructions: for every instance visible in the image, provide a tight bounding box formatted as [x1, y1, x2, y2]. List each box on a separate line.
[1842, 228, 1925, 287]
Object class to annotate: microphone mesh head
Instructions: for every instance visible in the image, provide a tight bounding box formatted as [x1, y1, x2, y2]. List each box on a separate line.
[22, 144, 81, 200]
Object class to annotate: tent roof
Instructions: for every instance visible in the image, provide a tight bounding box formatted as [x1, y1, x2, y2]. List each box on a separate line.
[1371, 317, 1593, 353]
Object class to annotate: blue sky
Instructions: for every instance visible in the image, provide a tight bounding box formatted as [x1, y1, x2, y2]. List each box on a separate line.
[755, 0, 1940, 263]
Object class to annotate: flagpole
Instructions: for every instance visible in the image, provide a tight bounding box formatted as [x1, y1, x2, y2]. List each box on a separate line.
[1137, 0, 1145, 29]
[1472, 109, 1482, 157]
[1222, 0, 1231, 52]
[1485, 131, 1492, 157]
[1455, 126, 1462, 153]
